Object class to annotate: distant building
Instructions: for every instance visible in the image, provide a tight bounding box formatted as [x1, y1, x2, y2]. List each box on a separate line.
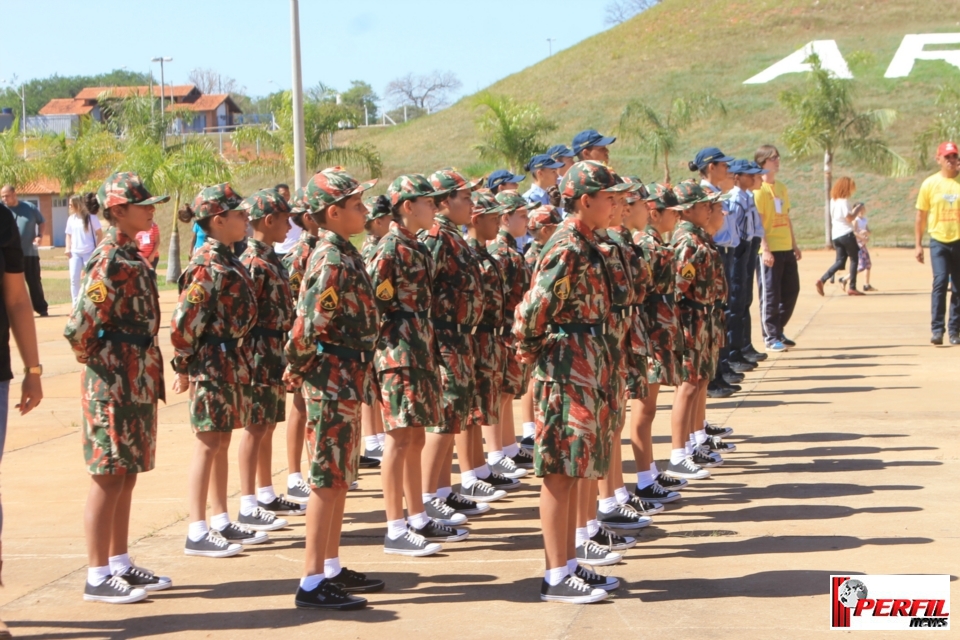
[15, 179, 69, 248]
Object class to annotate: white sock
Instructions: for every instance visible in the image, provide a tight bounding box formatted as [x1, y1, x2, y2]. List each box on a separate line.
[575, 527, 589, 547]
[376, 433, 386, 446]
[684, 442, 693, 456]
[522, 422, 536, 439]
[210, 512, 231, 531]
[694, 429, 707, 445]
[365, 435, 380, 450]
[108, 553, 131, 575]
[408, 511, 429, 530]
[386, 518, 408, 540]
[239, 495, 259, 516]
[503, 443, 520, 457]
[566, 558, 579, 574]
[422, 492, 436, 505]
[703, 419, 710, 429]
[188, 520, 210, 541]
[460, 469, 478, 489]
[586, 519, 600, 537]
[287, 472, 304, 488]
[436, 486, 452, 499]
[323, 557, 342, 579]
[670, 448, 687, 465]
[614, 486, 630, 505]
[650, 461, 659, 475]
[87, 565, 112, 586]
[300, 573, 325, 591]
[544, 566, 569, 586]
[474, 465, 491, 480]
[487, 450, 505, 465]
[598, 496, 619, 514]
[636, 470, 655, 490]
[257, 486, 277, 504]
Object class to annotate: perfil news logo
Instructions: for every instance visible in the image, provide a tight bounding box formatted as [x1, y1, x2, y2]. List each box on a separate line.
[831, 575, 950, 631]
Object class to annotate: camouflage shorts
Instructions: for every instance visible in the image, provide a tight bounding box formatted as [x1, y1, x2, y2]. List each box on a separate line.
[499, 336, 531, 397]
[304, 395, 362, 490]
[627, 355, 649, 399]
[471, 333, 505, 427]
[378, 367, 442, 431]
[533, 380, 612, 479]
[83, 400, 157, 475]
[647, 349, 681, 386]
[190, 381, 252, 433]
[429, 339, 476, 435]
[250, 383, 286, 425]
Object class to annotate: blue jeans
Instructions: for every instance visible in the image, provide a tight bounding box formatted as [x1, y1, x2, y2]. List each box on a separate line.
[929, 239, 960, 335]
[0, 380, 8, 536]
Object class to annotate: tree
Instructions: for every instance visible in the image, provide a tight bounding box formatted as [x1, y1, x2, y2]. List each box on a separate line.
[779, 54, 910, 247]
[619, 93, 726, 184]
[915, 86, 960, 168]
[0, 119, 37, 188]
[471, 93, 557, 174]
[188, 68, 243, 96]
[385, 71, 461, 114]
[604, 0, 660, 26]
[35, 117, 120, 195]
[0, 69, 153, 119]
[341, 80, 379, 123]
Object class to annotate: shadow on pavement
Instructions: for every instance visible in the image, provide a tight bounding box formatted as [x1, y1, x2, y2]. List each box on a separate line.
[637, 535, 934, 561]
[661, 504, 921, 525]
[743, 432, 908, 444]
[627, 569, 863, 601]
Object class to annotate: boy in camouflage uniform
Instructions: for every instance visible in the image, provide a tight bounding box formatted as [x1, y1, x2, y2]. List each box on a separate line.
[525, 204, 562, 272]
[514, 160, 622, 603]
[284, 168, 384, 610]
[172, 183, 272, 558]
[65, 172, 171, 604]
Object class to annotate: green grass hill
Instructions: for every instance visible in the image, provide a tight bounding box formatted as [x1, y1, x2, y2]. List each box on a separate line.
[335, 0, 959, 248]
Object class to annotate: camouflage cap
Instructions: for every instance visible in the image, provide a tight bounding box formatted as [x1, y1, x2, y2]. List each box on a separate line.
[429, 168, 481, 194]
[559, 160, 626, 199]
[365, 194, 393, 222]
[191, 183, 244, 220]
[387, 174, 441, 207]
[672, 182, 723, 210]
[289, 186, 308, 215]
[527, 204, 563, 231]
[494, 190, 531, 214]
[97, 171, 170, 210]
[239, 187, 292, 220]
[644, 183, 679, 209]
[471, 189, 507, 217]
[619, 175, 649, 202]
[305, 166, 377, 212]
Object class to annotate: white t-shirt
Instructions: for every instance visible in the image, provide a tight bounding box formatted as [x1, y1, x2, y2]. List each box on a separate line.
[830, 198, 854, 240]
[65, 214, 102, 255]
[275, 220, 303, 254]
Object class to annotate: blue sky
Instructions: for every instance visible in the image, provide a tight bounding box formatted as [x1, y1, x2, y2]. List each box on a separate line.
[1, 0, 609, 106]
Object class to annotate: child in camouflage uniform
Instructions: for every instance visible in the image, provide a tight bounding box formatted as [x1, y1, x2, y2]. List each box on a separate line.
[284, 168, 384, 610]
[65, 172, 171, 604]
[524, 204, 562, 272]
[172, 183, 268, 558]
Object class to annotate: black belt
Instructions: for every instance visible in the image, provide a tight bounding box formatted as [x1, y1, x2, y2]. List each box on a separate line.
[250, 326, 286, 340]
[474, 324, 505, 335]
[201, 335, 244, 350]
[611, 305, 632, 319]
[98, 330, 157, 348]
[714, 301, 726, 311]
[547, 322, 608, 337]
[386, 310, 430, 321]
[679, 299, 707, 311]
[316, 341, 374, 363]
[434, 319, 478, 335]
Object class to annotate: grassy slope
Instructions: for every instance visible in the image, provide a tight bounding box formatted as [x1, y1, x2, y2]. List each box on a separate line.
[332, 0, 959, 248]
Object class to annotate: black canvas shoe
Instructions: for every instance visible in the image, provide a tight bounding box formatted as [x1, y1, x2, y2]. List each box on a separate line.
[216, 522, 269, 546]
[184, 530, 244, 557]
[425, 496, 468, 526]
[359, 455, 381, 469]
[485, 472, 521, 490]
[510, 447, 534, 469]
[664, 457, 710, 480]
[519, 435, 535, 452]
[635, 481, 681, 504]
[411, 519, 469, 543]
[286, 477, 311, 505]
[115, 564, 172, 592]
[458, 480, 507, 503]
[624, 493, 664, 516]
[295, 580, 367, 610]
[707, 435, 737, 452]
[705, 423, 734, 437]
[383, 530, 441, 557]
[576, 540, 622, 566]
[692, 448, 722, 469]
[575, 564, 620, 592]
[697, 443, 723, 463]
[445, 492, 491, 515]
[596, 504, 650, 530]
[330, 568, 385, 594]
[590, 527, 637, 551]
[259, 495, 307, 516]
[83, 576, 148, 604]
[540, 575, 608, 603]
[237, 507, 288, 532]
[656, 472, 688, 489]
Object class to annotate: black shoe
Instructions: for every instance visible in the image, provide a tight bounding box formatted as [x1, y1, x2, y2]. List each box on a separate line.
[706, 382, 734, 399]
[635, 481, 681, 504]
[950, 334, 960, 345]
[728, 359, 756, 373]
[693, 446, 722, 468]
[258, 495, 307, 516]
[722, 372, 744, 385]
[519, 435, 535, 452]
[511, 447, 534, 469]
[330, 568, 385, 594]
[425, 496, 468, 526]
[445, 492, 491, 515]
[590, 527, 636, 551]
[295, 580, 367, 610]
[115, 565, 172, 592]
[484, 472, 521, 491]
[359, 455, 380, 469]
[411, 519, 469, 543]
[656, 472, 688, 489]
[596, 504, 651, 530]
[707, 435, 737, 452]
[725, 382, 742, 392]
[624, 493, 664, 516]
[539, 575, 608, 603]
[779, 335, 796, 347]
[932, 331, 944, 345]
[742, 345, 768, 362]
[704, 423, 733, 438]
[574, 564, 620, 592]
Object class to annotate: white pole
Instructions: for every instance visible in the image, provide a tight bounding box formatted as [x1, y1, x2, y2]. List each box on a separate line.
[290, 0, 307, 188]
[21, 85, 26, 159]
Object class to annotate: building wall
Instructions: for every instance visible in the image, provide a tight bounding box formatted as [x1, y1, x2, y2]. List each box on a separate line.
[18, 194, 55, 246]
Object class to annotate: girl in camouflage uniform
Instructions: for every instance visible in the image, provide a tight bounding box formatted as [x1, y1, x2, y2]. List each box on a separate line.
[65, 173, 171, 604]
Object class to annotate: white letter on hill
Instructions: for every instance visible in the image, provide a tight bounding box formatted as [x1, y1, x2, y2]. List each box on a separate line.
[885, 34, 960, 78]
[743, 40, 852, 84]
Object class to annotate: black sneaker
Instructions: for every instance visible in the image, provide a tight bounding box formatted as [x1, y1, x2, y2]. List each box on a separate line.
[779, 335, 796, 347]
[697, 443, 723, 464]
[692, 447, 722, 468]
[951, 334, 960, 346]
[458, 480, 507, 502]
[597, 504, 651, 530]
[425, 496, 468, 526]
[383, 530, 442, 557]
[574, 564, 620, 592]
[83, 576, 148, 604]
[590, 527, 636, 551]
[728, 360, 756, 373]
[704, 423, 733, 437]
[576, 540, 622, 566]
[359, 455, 381, 469]
[931, 331, 944, 345]
[706, 382, 734, 398]
[510, 447, 534, 469]
[540, 574, 608, 604]
[259, 495, 307, 516]
[184, 530, 244, 557]
[286, 477, 311, 505]
[330, 568, 385, 594]
[237, 507, 288, 532]
[216, 522, 269, 546]
[707, 435, 737, 452]
[635, 481, 681, 504]
[489, 456, 527, 479]
[664, 457, 710, 480]
[624, 493, 664, 516]
[722, 371, 745, 385]
[295, 580, 367, 610]
[115, 564, 172, 592]
[742, 345, 768, 362]
[445, 492, 491, 515]
[411, 519, 469, 543]
[485, 472, 521, 490]
[656, 472, 688, 489]
[519, 435, 535, 452]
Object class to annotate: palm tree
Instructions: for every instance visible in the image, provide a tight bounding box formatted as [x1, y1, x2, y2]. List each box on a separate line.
[471, 93, 557, 173]
[35, 117, 119, 195]
[0, 119, 37, 188]
[915, 86, 960, 168]
[779, 54, 910, 247]
[618, 93, 726, 184]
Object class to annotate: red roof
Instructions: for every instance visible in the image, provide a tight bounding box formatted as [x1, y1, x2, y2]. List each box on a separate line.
[18, 178, 63, 195]
[38, 99, 95, 116]
[166, 94, 241, 113]
[74, 84, 198, 100]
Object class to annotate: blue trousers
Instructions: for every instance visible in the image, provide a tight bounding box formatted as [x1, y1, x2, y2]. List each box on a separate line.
[929, 239, 960, 335]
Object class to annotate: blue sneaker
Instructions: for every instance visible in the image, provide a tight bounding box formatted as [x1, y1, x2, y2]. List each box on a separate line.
[767, 340, 787, 352]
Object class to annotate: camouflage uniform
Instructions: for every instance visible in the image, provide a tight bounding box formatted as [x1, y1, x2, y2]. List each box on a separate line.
[360, 233, 380, 264]
[466, 234, 507, 427]
[171, 184, 258, 433]
[281, 229, 317, 302]
[513, 162, 620, 479]
[367, 175, 443, 430]
[524, 204, 562, 271]
[64, 172, 168, 475]
[636, 224, 683, 386]
[606, 225, 652, 400]
[239, 188, 294, 425]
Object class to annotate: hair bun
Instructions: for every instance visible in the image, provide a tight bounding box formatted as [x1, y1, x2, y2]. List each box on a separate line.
[82, 192, 100, 215]
[687, 161, 699, 172]
[177, 203, 196, 223]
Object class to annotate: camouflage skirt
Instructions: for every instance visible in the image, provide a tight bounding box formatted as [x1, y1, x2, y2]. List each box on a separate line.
[190, 381, 252, 433]
[250, 383, 286, 425]
[303, 391, 362, 490]
[429, 334, 476, 435]
[499, 335, 531, 397]
[83, 400, 157, 475]
[533, 380, 612, 480]
[378, 367, 442, 431]
[471, 332, 506, 427]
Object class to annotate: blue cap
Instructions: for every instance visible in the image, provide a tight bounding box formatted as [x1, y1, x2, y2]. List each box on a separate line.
[728, 159, 769, 175]
[525, 154, 564, 172]
[572, 129, 616, 155]
[546, 144, 575, 159]
[692, 147, 735, 170]
[487, 169, 526, 190]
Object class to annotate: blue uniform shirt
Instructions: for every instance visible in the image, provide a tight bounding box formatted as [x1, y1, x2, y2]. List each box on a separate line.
[728, 186, 764, 242]
[702, 180, 739, 249]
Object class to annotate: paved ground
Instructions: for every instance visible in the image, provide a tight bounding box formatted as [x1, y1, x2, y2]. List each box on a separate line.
[1, 248, 956, 639]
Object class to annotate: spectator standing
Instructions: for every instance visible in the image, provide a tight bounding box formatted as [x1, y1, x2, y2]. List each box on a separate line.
[853, 204, 875, 291]
[815, 177, 863, 297]
[136, 221, 161, 270]
[65, 194, 104, 304]
[1, 185, 49, 317]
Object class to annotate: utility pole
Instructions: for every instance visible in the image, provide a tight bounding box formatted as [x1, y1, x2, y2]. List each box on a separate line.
[19, 84, 26, 158]
[547, 38, 556, 56]
[290, 0, 307, 189]
[151, 57, 172, 142]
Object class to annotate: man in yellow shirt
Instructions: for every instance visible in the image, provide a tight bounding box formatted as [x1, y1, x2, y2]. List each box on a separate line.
[915, 141, 960, 345]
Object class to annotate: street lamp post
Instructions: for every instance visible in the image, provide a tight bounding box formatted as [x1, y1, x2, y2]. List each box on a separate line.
[151, 57, 172, 139]
[547, 38, 556, 57]
[19, 83, 26, 158]
[290, 0, 307, 189]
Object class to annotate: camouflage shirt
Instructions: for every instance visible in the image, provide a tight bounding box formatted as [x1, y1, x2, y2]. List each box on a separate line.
[609, 225, 652, 358]
[524, 240, 543, 272]
[285, 230, 380, 402]
[367, 221, 438, 371]
[489, 229, 531, 319]
[170, 237, 258, 382]
[636, 226, 683, 354]
[467, 237, 507, 329]
[64, 226, 165, 404]
[280, 230, 317, 301]
[360, 233, 381, 264]
[419, 214, 483, 327]
[240, 237, 294, 385]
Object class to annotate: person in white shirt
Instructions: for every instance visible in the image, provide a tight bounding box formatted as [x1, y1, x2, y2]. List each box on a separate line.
[64, 193, 103, 304]
[815, 177, 863, 296]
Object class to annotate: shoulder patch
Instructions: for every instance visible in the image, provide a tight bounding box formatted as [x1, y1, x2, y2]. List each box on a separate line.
[186, 282, 207, 304]
[376, 280, 395, 301]
[86, 281, 108, 304]
[289, 272, 302, 290]
[681, 263, 696, 281]
[319, 286, 339, 311]
[553, 276, 571, 300]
